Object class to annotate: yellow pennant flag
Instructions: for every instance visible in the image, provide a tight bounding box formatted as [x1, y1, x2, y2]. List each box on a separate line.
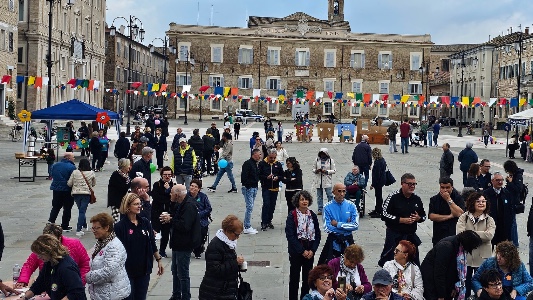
[223, 87, 231, 97]
[462, 97, 469, 106]
[401, 95, 410, 103]
[27, 76, 35, 86]
[347, 92, 355, 99]
[520, 98, 527, 106]
[152, 83, 160, 92]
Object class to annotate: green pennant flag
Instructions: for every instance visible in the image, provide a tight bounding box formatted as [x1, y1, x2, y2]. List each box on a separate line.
[83, 80, 89, 88]
[356, 93, 363, 100]
[296, 90, 304, 98]
[529, 99, 533, 106]
[414, 95, 420, 101]
[469, 97, 474, 105]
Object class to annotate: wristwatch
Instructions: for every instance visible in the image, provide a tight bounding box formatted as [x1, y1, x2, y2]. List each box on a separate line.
[448, 200, 453, 205]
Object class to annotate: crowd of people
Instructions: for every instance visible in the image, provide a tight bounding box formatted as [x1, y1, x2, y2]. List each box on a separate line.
[2, 116, 533, 300]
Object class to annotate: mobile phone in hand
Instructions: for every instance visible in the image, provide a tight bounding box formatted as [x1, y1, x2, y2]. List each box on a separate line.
[338, 276, 346, 292]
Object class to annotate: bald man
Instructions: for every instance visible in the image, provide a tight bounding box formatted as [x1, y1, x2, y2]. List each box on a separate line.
[162, 184, 200, 300]
[130, 177, 152, 221]
[48, 152, 77, 231]
[317, 183, 359, 264]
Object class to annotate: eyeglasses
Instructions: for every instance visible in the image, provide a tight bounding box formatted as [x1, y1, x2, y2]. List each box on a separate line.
[91, 226, 102, 231]
[488, 282, 503, 289]
[483, 165, 491, 168]
[393, 248, 406, 254]
[162, 174, 173, 177]
[318, 275, 333, 281]
[402, 182, 417, 187]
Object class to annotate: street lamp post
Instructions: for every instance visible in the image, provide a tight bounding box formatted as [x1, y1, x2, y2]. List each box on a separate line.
[109, 16, 145, 135]
[196, 60, 208, 122]
[514, 29, 524, 136]
[183, 51, 195, 125]
[150, 37, 173, 117]
[458, 53, 465, 137]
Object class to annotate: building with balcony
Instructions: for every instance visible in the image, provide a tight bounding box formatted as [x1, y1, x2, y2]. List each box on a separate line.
[166, 0, 433, 121]
[103, 26, 167, 112]
[17, 0, 106, 112]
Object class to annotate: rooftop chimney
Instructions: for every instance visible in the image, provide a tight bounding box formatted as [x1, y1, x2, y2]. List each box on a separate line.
[526, 27, 530, 35]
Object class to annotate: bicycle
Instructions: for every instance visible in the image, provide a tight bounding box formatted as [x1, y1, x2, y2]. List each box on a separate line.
[9, 122, 22, 142]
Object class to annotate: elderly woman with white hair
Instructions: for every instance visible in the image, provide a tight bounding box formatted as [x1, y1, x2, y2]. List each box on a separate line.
[458, 142, 479, 186]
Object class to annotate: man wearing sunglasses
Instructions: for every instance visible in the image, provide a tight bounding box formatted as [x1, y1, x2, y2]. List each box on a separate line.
[379, 173, 426, 267]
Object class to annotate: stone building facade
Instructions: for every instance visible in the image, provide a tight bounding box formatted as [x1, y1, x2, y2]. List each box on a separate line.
[166, 0, 433, 121]
[0, 0, 18, 117]
[103, 27, 167, 112]
[17, 0, 106, 112]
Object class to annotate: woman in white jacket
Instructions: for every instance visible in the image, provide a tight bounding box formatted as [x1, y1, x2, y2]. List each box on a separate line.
[382, 240, 424, 300]
[67, 158, 96, 236]
[312, 148, 336, 215]
[86, 213, 130, 300]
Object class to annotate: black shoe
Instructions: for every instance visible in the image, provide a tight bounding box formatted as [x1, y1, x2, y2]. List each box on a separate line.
[160, 251, 167, 258]
[207, 186, 216, 192]
[228, 188, 238, 193]
[62, 226, 73, 232]
[368, 210, 381, 217]
[261, 224, 268, 231]
[268, 223, 275, 229]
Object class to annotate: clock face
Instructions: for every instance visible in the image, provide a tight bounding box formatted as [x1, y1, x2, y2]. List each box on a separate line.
[73, 40, 83, 59]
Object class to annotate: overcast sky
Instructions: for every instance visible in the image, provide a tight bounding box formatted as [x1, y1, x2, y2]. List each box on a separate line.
[107, 0, 533, 46]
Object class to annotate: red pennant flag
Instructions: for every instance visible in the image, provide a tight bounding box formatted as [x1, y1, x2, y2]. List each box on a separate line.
[327, 91, 333, 99]
[131, 82, 142, 89]
[35, 77, 43, 88]
[67, 78, 76, 86]
[363, 94, 371, 103]
[0, 75, 11, 84]
[88, 80, 95, 91]
[160, 84, 168, 92]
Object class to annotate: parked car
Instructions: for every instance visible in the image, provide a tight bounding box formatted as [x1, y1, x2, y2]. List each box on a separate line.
[234, 109, 265, 122]
[370, 116, 399, 127]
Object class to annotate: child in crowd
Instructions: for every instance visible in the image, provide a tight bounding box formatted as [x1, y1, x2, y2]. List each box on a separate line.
[45, 148, 55, 180]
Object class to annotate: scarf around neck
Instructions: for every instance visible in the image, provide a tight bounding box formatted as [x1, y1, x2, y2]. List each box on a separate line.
[92, 232, 116, 259]
[309, 290, 324, 300]
[455, 245, 467, 300]
[117, 169, 131, 184]
[296, 209, 315, 241]
[216, 229, 237, 249]
[340, 256, 361, 287]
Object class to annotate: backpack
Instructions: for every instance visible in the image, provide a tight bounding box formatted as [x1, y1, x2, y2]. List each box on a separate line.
[516, 183, 528, 214]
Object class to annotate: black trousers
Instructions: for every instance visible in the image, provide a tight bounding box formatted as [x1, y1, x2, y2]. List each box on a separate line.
[374, 186, 383, 212]
[378, 228, 421, 267]
[156, 150, 165, 169]
[91, 152, 100, 170]
[159, 223, 171, 254]
[285, 190, 298, 212]
[203, 150, 214, 173]
[96, 151, 108, 170]
[48, 191, 75, 229]
[289, 251, 314, 300]
[193, 226, 209, 257]
[318, 233, 354, 265]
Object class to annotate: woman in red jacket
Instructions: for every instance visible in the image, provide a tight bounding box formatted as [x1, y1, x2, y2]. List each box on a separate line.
[15, 223, 90, 287]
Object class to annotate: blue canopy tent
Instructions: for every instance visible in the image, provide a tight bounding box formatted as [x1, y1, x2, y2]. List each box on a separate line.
[24, 99, 120, 152]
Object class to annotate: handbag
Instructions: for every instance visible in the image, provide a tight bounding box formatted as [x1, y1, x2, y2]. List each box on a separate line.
[237, 272, 253, 300]
[385, 164, 396, 186]
[163, 151, 169, 161]
[80, 171, 96, 204]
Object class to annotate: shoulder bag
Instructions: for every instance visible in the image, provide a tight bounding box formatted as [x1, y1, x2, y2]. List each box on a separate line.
[385, 164, 396, 186]
[81, 171, 97, 204]
[238, 272, 253, 300]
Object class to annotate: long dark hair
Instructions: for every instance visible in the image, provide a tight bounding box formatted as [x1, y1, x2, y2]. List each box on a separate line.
[286, 157, 300, 170]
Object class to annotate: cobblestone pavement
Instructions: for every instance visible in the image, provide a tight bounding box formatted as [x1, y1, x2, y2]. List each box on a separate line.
[0, 119, 530, 299]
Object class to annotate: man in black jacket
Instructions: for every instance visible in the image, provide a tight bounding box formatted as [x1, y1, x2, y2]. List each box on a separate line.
[164, 184, 201, 300]
[129, 146, 154, 186]
[202, 129, 216, 175]
[352, 135, 372, 185]
[241, 149, 262, 234]
[114, 131, 131, 160]
[483, 172, 515, 246]
[428, 177, 465, 245]
[439, 143, 454, 178]
[258, 148, 284, 231]
[379, 173, 426, 266]
[188, 129, 204, 173]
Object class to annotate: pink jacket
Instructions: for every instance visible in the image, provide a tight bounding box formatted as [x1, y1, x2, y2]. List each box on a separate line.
[18, 236, 90, 285]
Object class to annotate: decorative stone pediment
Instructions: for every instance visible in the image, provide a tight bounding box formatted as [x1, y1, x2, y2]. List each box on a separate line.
[284, 19, 322, 36]
[281, 12, 321, 23]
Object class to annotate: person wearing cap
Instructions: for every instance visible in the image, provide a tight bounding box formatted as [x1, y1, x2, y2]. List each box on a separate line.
[312, 148, 336, 215]
[351, 135, 372, 186]
[171, 127, 186, 151]
[202, 129, 216, 175]
[362, 269, 403, 300]
[129, 146, 155, 187]
[173, 137, 197, 189]
[207, 132, 238, 193]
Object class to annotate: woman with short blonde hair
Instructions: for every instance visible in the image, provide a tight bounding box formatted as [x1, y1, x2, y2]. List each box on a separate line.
[22, 234, 86, 300]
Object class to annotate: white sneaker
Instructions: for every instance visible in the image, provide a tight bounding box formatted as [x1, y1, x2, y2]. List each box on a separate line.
[155, 232, 162, 240]
[76, 231, 85, 237]
[243, 227, 258, 234]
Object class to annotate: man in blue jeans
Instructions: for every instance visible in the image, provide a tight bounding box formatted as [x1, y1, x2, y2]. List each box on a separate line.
[48, 152, 76, 231]
[207, 132, 237, 193]
[168, 184, 201, 300]
[258, 148, 284, 231]
[399, 119, 410, 154]
[241, 149, 261, 234]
